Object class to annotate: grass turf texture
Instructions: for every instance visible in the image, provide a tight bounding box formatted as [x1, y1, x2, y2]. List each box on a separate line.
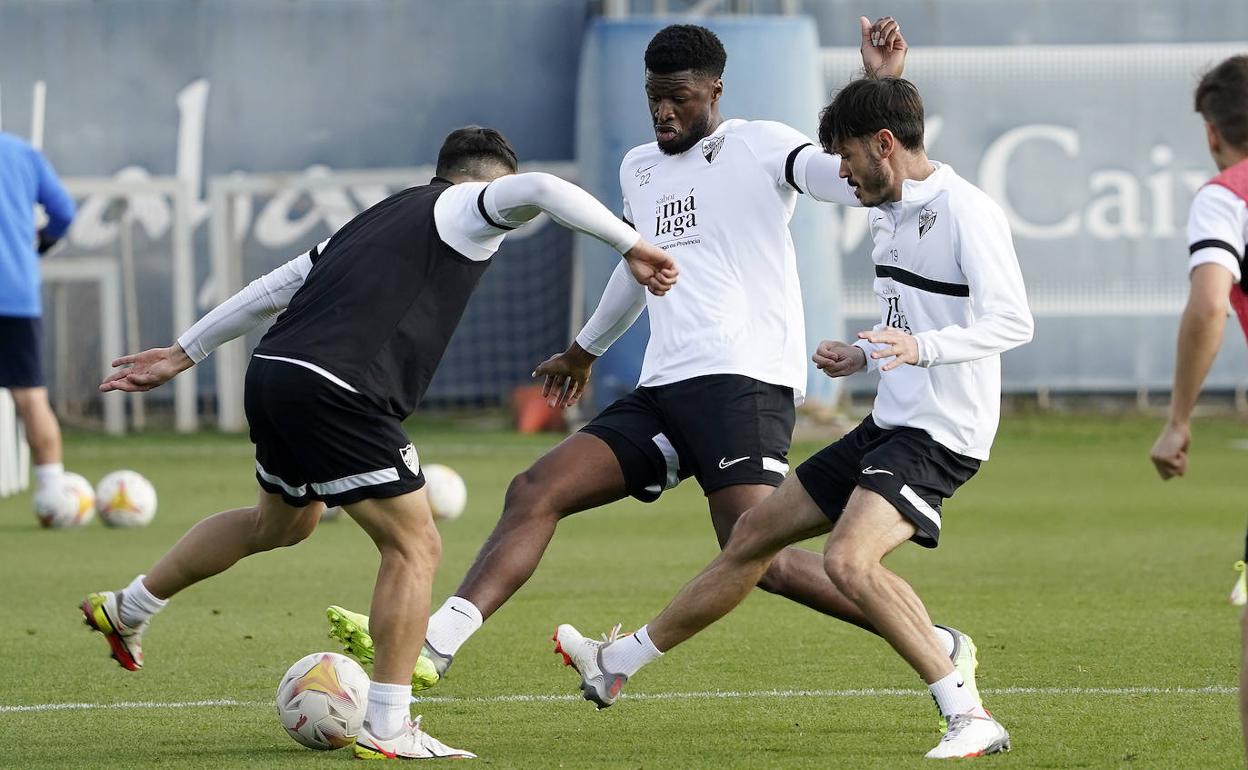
[0, 414, 1242, 768]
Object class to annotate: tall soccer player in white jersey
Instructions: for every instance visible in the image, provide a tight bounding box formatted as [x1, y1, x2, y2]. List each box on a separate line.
[79, 126, 676, 761]
[327, 19, 995, 720]
[553, 78, 1033, 760]
[1149, 54, 1248, 755]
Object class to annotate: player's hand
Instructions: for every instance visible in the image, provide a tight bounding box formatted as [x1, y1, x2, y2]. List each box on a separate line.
[532, 342, 597, 409]
[623, 239, 678, 296]
[860, 16, 907, 79]
[812, 340, 867, 378]
[858, 327, 918, 371]
[1150, 422, 1191, 480]
[99, 344, 194, 393]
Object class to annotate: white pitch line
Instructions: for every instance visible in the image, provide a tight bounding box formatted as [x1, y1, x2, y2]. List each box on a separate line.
[0, 699, 247, 714]
[410, 685, 1237, 704]
[0, 686, 1235, 715]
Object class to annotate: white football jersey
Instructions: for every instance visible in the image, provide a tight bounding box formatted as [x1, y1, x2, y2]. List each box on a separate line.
[618, 119, 839, 403]
[854, 163, 1033, 460]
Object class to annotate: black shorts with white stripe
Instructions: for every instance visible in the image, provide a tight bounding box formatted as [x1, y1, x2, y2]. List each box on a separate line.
[244, 356, 424, 508]
[794, 415, 979, 548]
[580, 374, 795, 502]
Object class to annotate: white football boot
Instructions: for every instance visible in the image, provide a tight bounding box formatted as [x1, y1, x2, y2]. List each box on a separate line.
[552, 623, 627, 709]
[925, 712, 1011, 759]
[353, 716, 476, 760]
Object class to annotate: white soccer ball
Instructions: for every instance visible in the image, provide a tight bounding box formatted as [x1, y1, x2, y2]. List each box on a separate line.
[34, 471, 96, 528]
[320, 505, 344, 521]
[423, 463, 467, 521]
[276, 652, 370, 751]
[95, 470, 158, 528]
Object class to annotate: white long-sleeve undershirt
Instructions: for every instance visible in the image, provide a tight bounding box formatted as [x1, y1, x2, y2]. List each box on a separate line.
[575, 260, 648, 355]
[177, 252, 314, 363]
[483, 172, 641, 254]
[176, 172, 643, 364]
[790, 146, 861, 206]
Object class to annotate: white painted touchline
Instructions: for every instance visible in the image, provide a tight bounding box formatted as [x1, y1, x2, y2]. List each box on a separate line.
[0, 699, 247, 713]
[0, 686, 1236, 714]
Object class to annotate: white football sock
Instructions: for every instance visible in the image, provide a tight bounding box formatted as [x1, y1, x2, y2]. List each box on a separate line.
[365, 681, 411, 738]
[600, 624, 663, 677]
[928, 669, 987, 719]
[933, 625, 956, 658]
[424, 596, 483, 656]
[34, 463, 63, 494]
[118, 574, 167, 628]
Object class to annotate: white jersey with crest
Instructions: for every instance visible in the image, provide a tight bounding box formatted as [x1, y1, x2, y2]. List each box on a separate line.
[618, 118, 853, 403]
[853, 162, 1033, 460]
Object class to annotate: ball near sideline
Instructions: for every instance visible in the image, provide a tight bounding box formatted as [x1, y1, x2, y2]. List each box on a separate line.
[422, 463, 467, 521]
[34, 471, 96, 528]
[95, 470, 158, 528]
[276, 652, 370, 751]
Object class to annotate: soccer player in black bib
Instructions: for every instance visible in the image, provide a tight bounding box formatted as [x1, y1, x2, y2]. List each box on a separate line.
[80, 126, 676, 760]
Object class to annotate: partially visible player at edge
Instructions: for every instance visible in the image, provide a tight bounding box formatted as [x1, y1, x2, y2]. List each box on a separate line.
[1148, 54, 1248, 757]
[328, 16, 997, 727]
[81, 126, 677, 761]
[555, 77, 1033, 760]
[0, 131, 76, 517]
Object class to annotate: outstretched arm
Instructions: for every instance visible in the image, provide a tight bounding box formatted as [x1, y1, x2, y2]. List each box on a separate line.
[791, 148, 860, 206]
[482, 173, 677, 296]
[99, 249, 316, 393]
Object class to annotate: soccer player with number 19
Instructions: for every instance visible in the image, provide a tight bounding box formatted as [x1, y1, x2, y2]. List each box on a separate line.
[555, 78, 1033, 760]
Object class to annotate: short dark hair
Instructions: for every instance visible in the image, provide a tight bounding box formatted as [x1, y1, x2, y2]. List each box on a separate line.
[818, 78, 925, 153]
[436, 126, 519, 178]
[1195, 55, 1248, 150]
[644, 24, 726, 79]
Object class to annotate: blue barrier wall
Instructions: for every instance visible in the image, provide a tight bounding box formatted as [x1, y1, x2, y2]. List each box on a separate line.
[575, 16, 839, 409]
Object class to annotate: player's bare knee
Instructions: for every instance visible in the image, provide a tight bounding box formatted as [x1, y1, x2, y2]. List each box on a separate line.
[380, 525, 442, 571]
[823, 547, 872, 600]
[392, 510, 443, 555]
[501, 468, 561, 522]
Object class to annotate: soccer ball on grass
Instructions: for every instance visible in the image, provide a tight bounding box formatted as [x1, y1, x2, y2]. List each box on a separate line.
[276, 652, 370, 750]
[34, 471, 96, 528]
[95, 470, 158, 528]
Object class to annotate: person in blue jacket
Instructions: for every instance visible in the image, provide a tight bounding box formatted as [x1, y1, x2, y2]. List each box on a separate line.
[0, 131, 76, 512]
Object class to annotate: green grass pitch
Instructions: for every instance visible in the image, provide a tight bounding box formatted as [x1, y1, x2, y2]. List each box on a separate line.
[0, 414, 1242, 768]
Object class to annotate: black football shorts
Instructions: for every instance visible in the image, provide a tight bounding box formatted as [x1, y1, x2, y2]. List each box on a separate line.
[245, 356, 425, 508]
[581, 374, 795, 502]
[794, 414, 980, 548]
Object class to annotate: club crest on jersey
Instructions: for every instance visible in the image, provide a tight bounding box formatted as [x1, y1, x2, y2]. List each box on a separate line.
[399, 443, 419, 474]
[919, 207, 937, 239]
[701, 135, 725, 164]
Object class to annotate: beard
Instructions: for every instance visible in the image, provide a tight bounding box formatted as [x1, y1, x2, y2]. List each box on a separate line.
[855, 157, 892, 207]
[657, 112, 714, 156]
